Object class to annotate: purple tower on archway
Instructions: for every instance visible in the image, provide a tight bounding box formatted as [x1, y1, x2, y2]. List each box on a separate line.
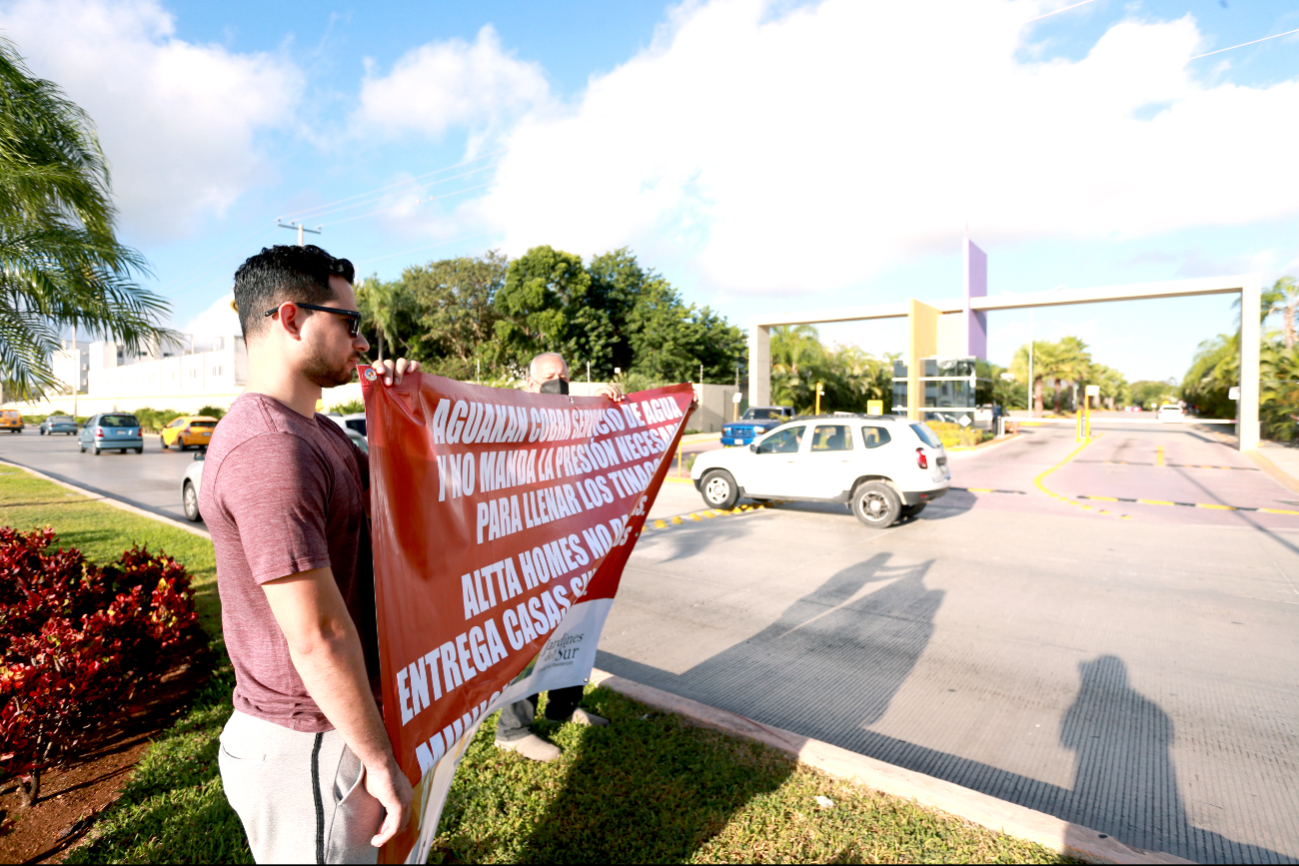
[964, 238, 987, 359]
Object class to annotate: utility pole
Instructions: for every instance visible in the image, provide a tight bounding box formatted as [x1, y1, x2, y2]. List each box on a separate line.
[1027, 308, 1034, 418]
[71, 323, 77, 420]
[277, 219, 322, 246]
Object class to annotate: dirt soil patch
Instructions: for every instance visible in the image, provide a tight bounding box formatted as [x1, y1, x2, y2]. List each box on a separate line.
[0, 632, 211, 864]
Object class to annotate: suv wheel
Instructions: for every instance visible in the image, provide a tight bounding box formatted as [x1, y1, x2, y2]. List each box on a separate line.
[701, 470, 740, 510]
[852, 481, 901, 528]
[183, 481, 201, 522]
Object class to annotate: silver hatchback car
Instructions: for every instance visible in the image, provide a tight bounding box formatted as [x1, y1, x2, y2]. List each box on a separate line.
[79, 413, 143, 455]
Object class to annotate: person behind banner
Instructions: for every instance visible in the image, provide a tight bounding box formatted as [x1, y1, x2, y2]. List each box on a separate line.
[493, 352, 618, 761]
[203, 244, 417, 864]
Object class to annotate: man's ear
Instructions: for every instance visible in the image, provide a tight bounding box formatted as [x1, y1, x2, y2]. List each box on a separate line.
[270, 303, 307, 341]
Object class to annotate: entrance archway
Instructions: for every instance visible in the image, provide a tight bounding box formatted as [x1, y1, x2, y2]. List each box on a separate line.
[748, 273, 1261, 451]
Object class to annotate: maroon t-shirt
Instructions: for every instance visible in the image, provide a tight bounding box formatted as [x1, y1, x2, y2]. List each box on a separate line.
[201, 393, 378, 732]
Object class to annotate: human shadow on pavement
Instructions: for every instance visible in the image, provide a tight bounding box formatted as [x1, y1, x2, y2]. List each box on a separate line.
[839, 656, 1292, 863]
[600, 570, 1295, 864]
[599, 551, 942, 749]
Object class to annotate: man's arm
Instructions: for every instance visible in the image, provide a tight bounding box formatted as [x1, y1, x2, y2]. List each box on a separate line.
[262, 568, 413, 847]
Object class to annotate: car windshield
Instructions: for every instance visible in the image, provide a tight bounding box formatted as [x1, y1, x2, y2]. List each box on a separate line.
[744, 408, 781, 420]
[910, 423, 942, 448]
[100, 414, 139, 427]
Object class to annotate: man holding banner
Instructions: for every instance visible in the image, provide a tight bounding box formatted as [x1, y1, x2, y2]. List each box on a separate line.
[363, 354, 695, 863]
[204, 245, 418, 864]
[493, 353, 617, 761]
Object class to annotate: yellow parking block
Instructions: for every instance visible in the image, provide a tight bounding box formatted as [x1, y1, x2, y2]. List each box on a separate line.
[671, 515, 683, 524]
[654, 520, 667, 529]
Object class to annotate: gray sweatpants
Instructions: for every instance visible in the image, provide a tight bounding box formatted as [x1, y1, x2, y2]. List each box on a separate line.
[218, 710, 383, 865]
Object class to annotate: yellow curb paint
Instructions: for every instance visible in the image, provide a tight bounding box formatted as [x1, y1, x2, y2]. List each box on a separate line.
[1259, 508, 1299, 515]
[968, 487, 993, 493]
[1138, 499, 1174, 506]
[1156, 445, 1165, 466]
[1196, 503, 1234, 511]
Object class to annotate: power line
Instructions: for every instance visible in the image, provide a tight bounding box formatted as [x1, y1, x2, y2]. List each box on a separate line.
[287, 162, 500, 222]
[279, 148, 506, 222]
[1190, 26, 1299, 60]
[321, 181, 499, 227]
[353, 230, 501, 271]
[1025, 0, 1099, 24]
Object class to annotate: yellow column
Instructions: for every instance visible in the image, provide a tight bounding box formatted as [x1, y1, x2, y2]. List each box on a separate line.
[907, 300, 940, 422]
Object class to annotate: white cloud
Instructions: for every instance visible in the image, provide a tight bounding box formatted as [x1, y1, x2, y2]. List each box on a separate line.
[443, 0, 1299, 298]
[0, 0, 301, 239]
[179, 293, 240, 348]
[355, 25, 550, 140]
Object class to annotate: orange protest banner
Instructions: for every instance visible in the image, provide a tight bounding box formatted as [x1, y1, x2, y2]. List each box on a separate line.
[359, 369, 694, 863]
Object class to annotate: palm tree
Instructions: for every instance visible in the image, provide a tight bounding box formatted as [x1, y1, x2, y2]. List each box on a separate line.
[770, 324, 824, 409]
[1010, 339, 1059, 415]
[1, 38, 167, 401]
[1264, 277, 1299, 350]
[1053, 336, 1093, 413]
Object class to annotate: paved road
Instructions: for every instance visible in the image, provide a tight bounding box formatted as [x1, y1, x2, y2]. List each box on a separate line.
[0, 428, 204, 529]
[626, 426, 1299, 863]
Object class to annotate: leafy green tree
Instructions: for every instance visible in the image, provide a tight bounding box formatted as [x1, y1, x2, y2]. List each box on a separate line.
[1131, 379, 1180, 411]
[0, 38, 168, 400]
[402, 251, 507, 379]
[624, 277, 744, 384]
[494, 245, 612, 375]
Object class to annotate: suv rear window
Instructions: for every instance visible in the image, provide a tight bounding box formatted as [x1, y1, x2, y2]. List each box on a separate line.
[100, 414, 140, 427]
[189, 421, 217, 429]
[910, 423, 941, 449]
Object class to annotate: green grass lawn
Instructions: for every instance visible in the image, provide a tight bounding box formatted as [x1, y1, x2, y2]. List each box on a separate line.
[1, 463, 1070, 864]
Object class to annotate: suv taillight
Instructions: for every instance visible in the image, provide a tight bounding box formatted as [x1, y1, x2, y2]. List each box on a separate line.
[916, 447, 928, 469]
[95, 429, 104, 437]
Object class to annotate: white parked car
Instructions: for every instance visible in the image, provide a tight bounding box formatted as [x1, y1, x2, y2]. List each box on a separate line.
[182, 452, 205, 522]
[690, 415, 951, 528]
[1157, 403, 1184, 422]
[181, 425, 366, 522]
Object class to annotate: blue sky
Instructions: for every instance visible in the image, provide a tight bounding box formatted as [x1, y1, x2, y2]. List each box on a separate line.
[3, 0, 1297, 382]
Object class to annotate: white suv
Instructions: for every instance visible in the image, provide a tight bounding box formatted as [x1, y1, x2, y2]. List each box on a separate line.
[690, 415, 950, 528]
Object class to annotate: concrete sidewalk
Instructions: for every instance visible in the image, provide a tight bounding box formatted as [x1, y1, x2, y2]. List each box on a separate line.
[590, 669, 1190, 865]
[1250, 441, 1299, 494]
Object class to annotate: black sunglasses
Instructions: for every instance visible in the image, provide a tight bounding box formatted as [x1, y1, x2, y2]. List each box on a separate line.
[264, 302, 363, 338]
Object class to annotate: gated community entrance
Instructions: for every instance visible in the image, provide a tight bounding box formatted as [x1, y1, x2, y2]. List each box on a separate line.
[746, 240, 1261, 451]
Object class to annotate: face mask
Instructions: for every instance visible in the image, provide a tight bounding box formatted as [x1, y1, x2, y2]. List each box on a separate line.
[540, 377, 569, 396]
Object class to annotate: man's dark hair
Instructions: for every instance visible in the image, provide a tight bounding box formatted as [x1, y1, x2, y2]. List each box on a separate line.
[233, 244, 356, 340]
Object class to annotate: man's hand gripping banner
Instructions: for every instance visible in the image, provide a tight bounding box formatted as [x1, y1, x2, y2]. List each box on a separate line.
[359, 370, 695, 863]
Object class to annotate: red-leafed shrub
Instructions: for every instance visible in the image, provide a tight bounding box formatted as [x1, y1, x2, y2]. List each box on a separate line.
[0, 526, 198, 803]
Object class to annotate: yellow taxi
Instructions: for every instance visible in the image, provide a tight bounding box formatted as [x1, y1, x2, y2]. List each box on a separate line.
[160, 415, 219, 451]
[0, 409, 23, 433]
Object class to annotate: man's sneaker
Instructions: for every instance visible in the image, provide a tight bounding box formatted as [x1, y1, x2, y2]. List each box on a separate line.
[494, 733, 561, 762]
[569, 708, 609, 727]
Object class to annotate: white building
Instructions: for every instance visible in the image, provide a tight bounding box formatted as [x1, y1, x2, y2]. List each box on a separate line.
[51, 340, 90, 395]
[2, 333, 251, 416]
